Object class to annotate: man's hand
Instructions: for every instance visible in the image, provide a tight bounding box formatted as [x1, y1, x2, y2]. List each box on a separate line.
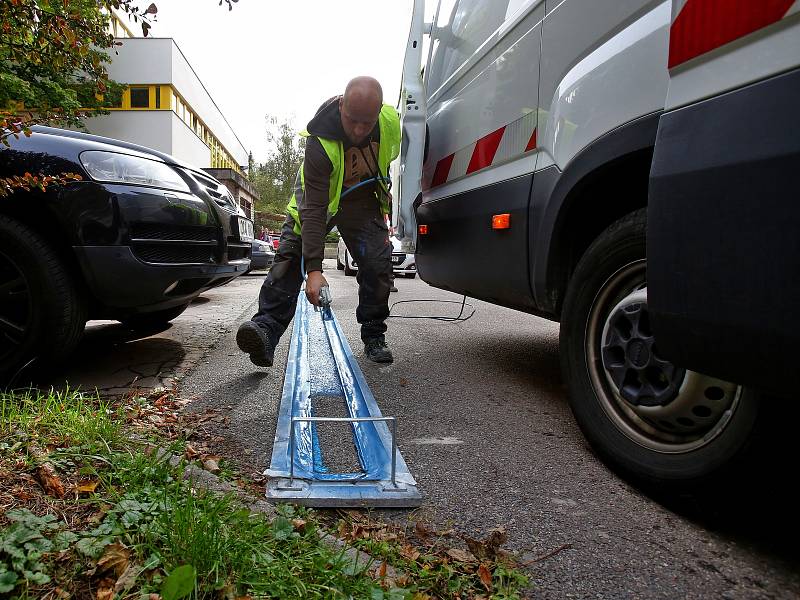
[305, 270, 329, 307]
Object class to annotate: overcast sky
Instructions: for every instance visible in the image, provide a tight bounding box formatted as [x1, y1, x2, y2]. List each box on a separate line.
[145, 0, 433, 163]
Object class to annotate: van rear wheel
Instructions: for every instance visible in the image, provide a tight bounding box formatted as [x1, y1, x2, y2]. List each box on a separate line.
[560, 209, 762, 490]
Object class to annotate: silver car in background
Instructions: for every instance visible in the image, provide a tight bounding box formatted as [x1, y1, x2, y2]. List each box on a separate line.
[337, 236, 416, 278]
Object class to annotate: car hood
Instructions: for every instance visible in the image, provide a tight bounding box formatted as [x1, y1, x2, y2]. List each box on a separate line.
[29, 126, 207, 176]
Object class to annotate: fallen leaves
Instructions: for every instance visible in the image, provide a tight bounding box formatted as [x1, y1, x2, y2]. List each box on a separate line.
[446, 548, 476, 563]
[27, 440, 66, 498]
[477, 563, 493, 592]
[76, 480, 98, 495]
[333, 511, 521, 598]
[463, 526, 508, 561]
[96, 542, 131, 578]
[202, 457, 220, 473]
[35, 461, 65, 498]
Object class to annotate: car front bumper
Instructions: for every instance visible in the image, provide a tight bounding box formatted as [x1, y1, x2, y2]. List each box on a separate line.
[60, 182, 252, 317]
[76, 245, 247, 317]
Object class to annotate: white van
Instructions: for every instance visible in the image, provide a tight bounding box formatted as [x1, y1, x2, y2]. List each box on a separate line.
[395, 0, 800, 490]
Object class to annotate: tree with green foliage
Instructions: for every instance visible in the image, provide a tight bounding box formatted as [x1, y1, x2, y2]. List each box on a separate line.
[251, 115, 305, 230]
[0, 0, 237, 196]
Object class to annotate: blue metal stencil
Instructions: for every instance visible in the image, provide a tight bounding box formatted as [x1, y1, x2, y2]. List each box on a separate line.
[265, 290, 421, 507]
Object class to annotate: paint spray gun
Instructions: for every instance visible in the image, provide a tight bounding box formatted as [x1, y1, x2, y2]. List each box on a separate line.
[317, 285, 333, 321]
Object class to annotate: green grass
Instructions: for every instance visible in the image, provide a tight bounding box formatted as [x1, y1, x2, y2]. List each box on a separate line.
[1, 387, 120, 453]
[1, 388, 531, 599]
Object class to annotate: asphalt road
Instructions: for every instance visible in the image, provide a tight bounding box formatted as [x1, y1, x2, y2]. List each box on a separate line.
[51, 263, 800, 599]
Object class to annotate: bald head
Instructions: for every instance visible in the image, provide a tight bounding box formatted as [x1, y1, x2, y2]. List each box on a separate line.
[339, 76, 383, 145]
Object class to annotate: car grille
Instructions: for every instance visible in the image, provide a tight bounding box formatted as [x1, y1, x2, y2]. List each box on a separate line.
[129, 222, 220, 264]
[133, 245, 216, 264]
[130, 223, 217, 242]
[228, 245, 250, 261]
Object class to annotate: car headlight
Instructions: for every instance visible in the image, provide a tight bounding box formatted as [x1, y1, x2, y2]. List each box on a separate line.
[80, 151, 190, 192]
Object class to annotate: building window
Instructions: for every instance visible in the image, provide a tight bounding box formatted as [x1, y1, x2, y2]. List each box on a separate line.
[155, 88, 161, 109]
[130, 87, 149, 108]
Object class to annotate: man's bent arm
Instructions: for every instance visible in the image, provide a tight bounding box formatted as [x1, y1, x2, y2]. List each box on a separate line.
[298, 137, 332, 273]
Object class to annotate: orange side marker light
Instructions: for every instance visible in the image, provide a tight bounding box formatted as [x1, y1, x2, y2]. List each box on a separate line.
[418, 224, 429, 235]
[492, 213, 511, 230]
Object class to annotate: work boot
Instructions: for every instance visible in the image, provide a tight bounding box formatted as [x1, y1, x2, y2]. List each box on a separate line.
[390, 283, 398, 292]
[364, 337, 393, 364]
[236, 321, 274, 367]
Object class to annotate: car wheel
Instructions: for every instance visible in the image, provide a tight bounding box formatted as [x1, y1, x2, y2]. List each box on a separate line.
[560, 209, 762, 490]
[0, 215, 86, 382]
[344, 252, 356, 276]
[120, 303, 190, 330]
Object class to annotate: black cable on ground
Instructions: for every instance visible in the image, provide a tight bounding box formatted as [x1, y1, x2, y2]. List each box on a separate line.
[387, 295, 476, 323]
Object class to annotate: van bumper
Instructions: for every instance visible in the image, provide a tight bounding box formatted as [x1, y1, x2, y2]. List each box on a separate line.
[647, 67, 800, 395]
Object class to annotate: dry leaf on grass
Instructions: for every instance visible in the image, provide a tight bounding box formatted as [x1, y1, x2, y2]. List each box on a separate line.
[464, 526, 507, 561]
[446, 548, 477, 563]
[378, 561, 388, 578]
[477, 563, 493, 592]
[96, 542, 130, 577]
[202, 458, 220, 473]
[76, 480, 98, 494]
[36, 462, 65, 498]
[184, 443, 200, 459]
[291, 518, 307, 533]
[114, 563, 141, 593]
[96, 580, 116, 600]
[415, 521, 434, 539]
[399, 545, 421, 562]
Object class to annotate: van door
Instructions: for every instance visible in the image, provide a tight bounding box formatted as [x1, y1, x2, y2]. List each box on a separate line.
[393, 0, 428, 252]
[415, 0, 544, 310]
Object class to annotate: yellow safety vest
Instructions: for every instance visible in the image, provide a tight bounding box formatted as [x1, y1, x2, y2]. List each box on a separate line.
[286, 104, 401, 234]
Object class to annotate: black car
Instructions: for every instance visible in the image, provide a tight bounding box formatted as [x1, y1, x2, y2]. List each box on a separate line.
[0, 126, 253, 382]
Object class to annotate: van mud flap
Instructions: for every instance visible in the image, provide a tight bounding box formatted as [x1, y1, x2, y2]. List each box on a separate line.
[264, 291, 421, 508]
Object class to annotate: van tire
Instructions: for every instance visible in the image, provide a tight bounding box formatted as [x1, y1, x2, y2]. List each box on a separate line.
[0, 215, 86, 383]
[559, 209, 763, 490]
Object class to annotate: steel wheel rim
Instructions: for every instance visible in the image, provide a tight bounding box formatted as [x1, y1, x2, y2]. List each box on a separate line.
[585, 259, 741, 454]
[0, 248, 32, 362]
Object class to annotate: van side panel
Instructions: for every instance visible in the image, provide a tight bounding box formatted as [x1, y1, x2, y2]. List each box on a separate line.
[419, 0, 546, 306]
[538, 0, 668, 170]
[416, 174, 537, 312]
[424, 1, 545, 190]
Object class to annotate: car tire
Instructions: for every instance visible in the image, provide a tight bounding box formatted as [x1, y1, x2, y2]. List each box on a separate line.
[559, 208, 763, 490]
[0, 215, 86, 383]
[120, 303, 190, 330]
[344, 252, 356, 276]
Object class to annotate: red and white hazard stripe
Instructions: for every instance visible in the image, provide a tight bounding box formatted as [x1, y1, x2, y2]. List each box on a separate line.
[668, 0, 799, 68]
[426, 110, 538, 190]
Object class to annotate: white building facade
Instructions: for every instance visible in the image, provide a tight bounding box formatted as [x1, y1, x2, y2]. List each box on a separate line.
[84, 24, 257, 218]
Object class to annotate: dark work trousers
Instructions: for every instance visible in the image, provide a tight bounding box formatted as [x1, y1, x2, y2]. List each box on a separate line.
[251, 202, 392, 348]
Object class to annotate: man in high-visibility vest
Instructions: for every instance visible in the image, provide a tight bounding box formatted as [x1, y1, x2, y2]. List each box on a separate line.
[236, 76, 400, 367]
